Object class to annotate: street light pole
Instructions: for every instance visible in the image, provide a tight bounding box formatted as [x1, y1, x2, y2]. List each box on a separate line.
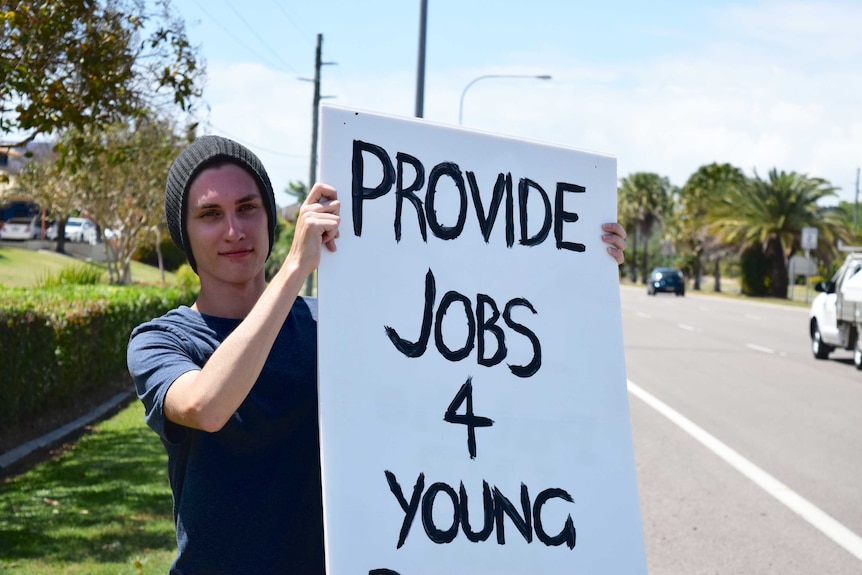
[458, 74, 552, 125]
[414, 0, 428, 118]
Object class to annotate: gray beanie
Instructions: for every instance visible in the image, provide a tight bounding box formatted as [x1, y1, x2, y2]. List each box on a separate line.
[165, 135, 277, 272]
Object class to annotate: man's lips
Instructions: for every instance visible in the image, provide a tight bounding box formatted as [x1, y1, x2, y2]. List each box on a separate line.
[220, 248, 253, 258]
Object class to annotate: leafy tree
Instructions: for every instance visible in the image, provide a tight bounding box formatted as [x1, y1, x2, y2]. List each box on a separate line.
[836, 200, 862, 245]
[617, 180, 639, 281]
[1, 0, 203, 147]
[67, 117, 185, 284]
[14, 145, 79, 254]
[618, 172, 674, 283]
[708, 169, 848, 298]
[285, 180, 308, 203]
[265, 216, 297, 281]
[677, 163, 746, 290]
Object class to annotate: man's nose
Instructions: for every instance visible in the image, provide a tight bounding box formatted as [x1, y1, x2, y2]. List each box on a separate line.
[225, 213, 245, 240]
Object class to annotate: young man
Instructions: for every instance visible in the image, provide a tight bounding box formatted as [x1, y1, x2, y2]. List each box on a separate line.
[128, 135, 626, 574]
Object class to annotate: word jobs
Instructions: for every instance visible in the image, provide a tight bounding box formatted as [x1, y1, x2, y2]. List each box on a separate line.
[351, 139, 587, 252]
[384, 268, 542, 378]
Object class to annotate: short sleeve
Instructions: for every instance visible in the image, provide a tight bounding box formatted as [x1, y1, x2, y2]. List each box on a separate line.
[127, 321, 202, 445]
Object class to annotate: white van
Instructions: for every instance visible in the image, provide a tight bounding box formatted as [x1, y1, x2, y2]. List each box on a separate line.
[63, 217, 98, 244]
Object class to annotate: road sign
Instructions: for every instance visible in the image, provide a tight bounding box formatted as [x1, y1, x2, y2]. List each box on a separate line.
[801, 227, 818, 250]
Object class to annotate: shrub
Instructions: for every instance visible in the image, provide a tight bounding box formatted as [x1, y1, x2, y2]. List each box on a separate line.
[739, 245, 771, 296]
[134, 237, 188, 272]
[0, 285, 195, 429]
[174, 263, 200, 291]
[266, 216, 296, 281]
[36, 263, 105, 288]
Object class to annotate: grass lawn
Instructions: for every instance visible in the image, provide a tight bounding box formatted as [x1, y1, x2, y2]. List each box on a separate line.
[0, 246, 175, 288]
[0, 244, 182, 573]
[0, 247, 72, 288]
[0, 402, 176, 574]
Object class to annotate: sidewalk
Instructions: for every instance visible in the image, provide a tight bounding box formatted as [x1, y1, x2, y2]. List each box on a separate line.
[0, 391, 132, 473]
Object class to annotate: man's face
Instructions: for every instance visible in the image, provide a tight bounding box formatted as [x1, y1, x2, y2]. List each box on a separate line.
[185, 163, 269, 286]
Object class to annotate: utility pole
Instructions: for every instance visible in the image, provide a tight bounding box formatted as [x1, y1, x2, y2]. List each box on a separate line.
[414, 0, 428, 117]
[308, 33, 325, 194]
[301, 33, 335, 295]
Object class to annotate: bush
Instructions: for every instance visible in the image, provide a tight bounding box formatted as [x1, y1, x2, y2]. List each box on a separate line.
[266, 216, 296, 281]
[134, 237, 188, 272]
[174, 263, 200, 291]
[739, 245, 771, 296]
[0, 285, 195, 429]
[36, 263, 105, 288]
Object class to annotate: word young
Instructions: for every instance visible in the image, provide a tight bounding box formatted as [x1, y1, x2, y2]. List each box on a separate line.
[385, 268, 541, 378]
[384, 470, 577, 550]
[352, 139, 586, 251]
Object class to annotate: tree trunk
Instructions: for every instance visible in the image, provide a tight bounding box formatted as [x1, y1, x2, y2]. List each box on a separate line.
[714, 257, 721, 292]
[155, 227, 166, 283]
[693, 250, 702, 291]
[630, 228, 638, 283]
[103, 241, 118, 284]
[121, 259, 132, 285]
[641, 241, 649, 284]
[765, 235, 789, 298]
[55, 219, 67, 255]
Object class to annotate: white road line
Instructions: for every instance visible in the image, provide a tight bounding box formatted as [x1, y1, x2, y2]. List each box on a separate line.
[627, 380, 862, 563]
[746, 343, 775, 354]
[678, 323, 698, 332]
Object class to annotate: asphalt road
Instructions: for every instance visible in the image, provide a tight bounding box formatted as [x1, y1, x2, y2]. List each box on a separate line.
[621, 284, 862, 574]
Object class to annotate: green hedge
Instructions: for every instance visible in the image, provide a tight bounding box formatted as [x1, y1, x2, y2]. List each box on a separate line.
[0, 285, 195, 429]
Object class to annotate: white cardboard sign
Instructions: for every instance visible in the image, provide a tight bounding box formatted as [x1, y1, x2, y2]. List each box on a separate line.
[317, 105, 645, 575]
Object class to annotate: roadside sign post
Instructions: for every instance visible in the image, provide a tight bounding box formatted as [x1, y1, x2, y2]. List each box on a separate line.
[801, 227, 818, 302]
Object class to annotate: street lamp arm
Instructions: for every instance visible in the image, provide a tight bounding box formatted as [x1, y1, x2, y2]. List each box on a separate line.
[458, 74, 552, 125]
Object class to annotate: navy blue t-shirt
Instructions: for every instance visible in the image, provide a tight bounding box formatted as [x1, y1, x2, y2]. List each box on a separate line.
[127, 298, 324, 575]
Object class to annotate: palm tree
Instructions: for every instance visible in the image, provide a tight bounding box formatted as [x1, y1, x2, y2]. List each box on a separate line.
[708, 169, 848, 298]
[617, 180, 640, 282]
[678, 163, 746, 290]
[618, 172, 674, 283]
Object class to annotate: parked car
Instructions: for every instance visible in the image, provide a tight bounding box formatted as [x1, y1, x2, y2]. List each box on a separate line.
[0, 216, 40, 240]
[63, 217, 98, 244]
[647, 267, 685, 296]
[809, 252, 862, 366]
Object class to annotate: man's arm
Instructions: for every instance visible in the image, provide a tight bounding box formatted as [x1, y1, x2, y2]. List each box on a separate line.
[164, 183, 340, 432]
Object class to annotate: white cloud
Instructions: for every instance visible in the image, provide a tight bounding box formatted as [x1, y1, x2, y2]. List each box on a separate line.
[197, 1, 862, 206]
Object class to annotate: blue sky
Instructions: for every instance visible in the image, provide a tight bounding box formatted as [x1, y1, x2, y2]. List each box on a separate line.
[170, 0, 862, 206]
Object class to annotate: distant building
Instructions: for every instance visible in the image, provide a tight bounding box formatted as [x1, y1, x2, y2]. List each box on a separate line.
[0, 142, 52, 222]
[0, 145, 26, 198]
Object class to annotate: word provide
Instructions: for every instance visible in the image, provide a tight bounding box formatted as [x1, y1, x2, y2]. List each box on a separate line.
[352, 139, 586, 252]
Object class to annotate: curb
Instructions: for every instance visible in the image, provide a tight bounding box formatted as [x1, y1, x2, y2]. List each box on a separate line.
[0, 391, 133, 471]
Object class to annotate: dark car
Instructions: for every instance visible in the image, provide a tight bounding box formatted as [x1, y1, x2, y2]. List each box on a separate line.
[647, 267, 685, 296]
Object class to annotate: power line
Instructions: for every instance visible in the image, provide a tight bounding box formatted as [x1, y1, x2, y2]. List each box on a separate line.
[221, 0, 300, 74]
[187, 0, 299, 74]
[205, 123, 307, 159]
[268, 0, 315, 46]
[187, 0, 275, 68]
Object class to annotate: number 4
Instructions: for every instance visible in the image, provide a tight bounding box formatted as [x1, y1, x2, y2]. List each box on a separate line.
[444, 377, 494, 459]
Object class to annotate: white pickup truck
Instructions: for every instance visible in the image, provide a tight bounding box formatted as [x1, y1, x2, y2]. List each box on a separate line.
[810, 252, 862, 367]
